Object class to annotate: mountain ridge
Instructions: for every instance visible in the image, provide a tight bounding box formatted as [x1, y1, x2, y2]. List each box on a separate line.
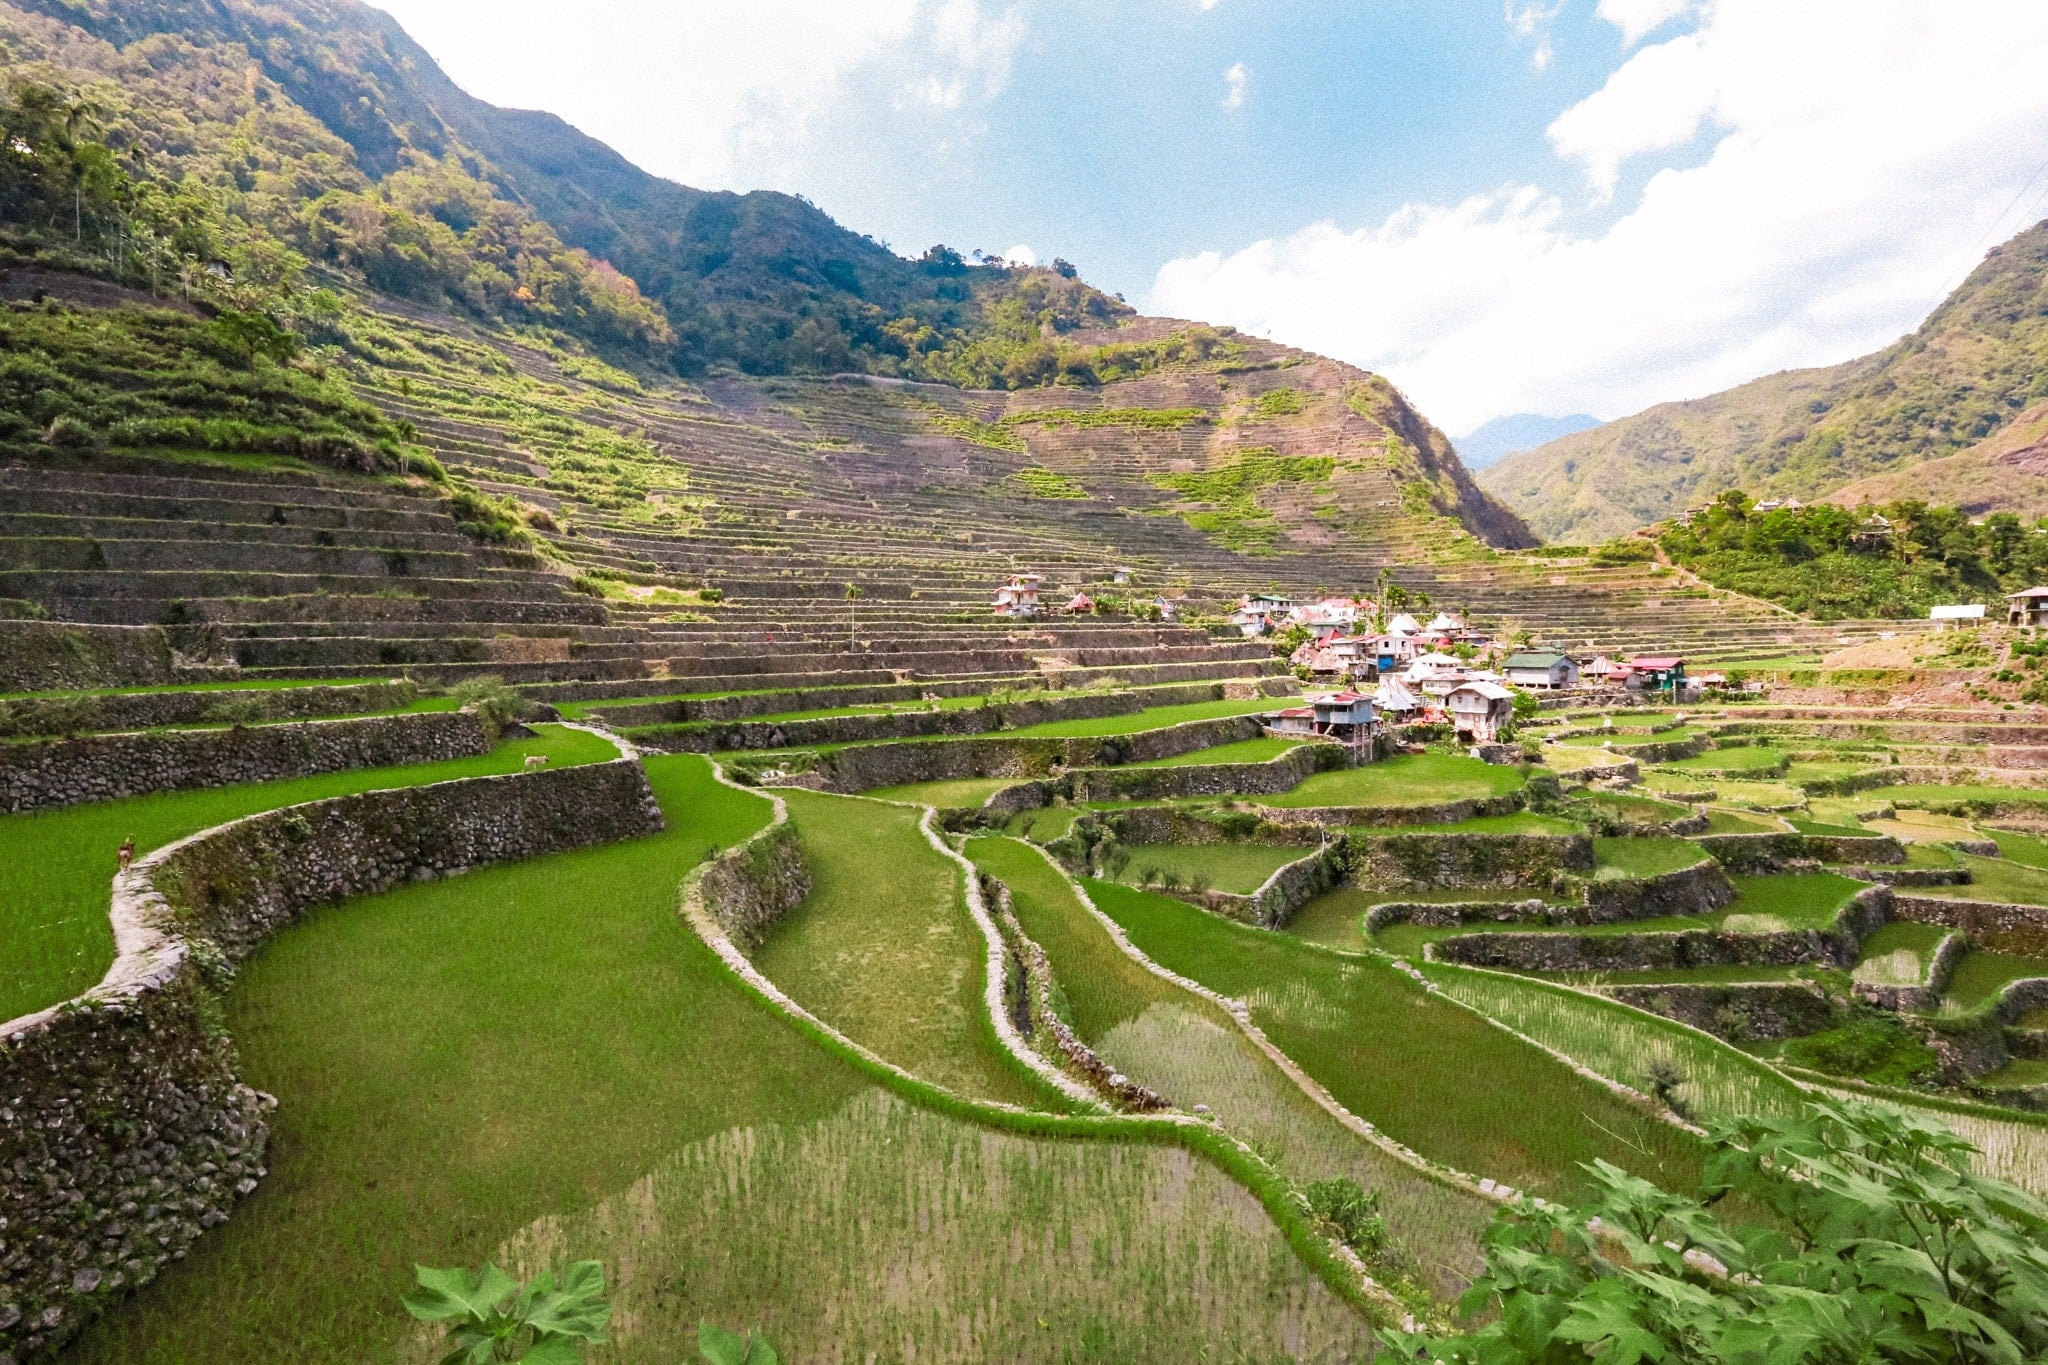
[1453, 412, 1600, 470]
[1479, 218, 2048, 542]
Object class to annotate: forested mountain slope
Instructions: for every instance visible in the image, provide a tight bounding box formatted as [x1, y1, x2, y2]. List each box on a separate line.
[1481, 219, 2048, 542]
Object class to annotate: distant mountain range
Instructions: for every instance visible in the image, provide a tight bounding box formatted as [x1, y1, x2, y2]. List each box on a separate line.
[1453, 413, 1601, 470]
[1479, 218, 2048, 543]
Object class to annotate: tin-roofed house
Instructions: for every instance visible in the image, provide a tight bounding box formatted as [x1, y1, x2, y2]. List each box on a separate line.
[1500, 650, 1578, 689]
[2010, 588, 2048, 628]
[1445, 680, 1514, 744]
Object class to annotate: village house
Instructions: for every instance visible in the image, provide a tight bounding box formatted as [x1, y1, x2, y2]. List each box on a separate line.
[1499, 650, 1578, 689]
[2009, 588, 2048, 627]
[1627, 655, 1687, 695]
[1291, 596, 1365, 639]
[992, 573, 1043, 618]
[1230, 592, 1293, 637]
[1372, 675, 1425, 722]
[1445, 680, 1514, 744]
[1267, 690, 1379, 750]
[1152, 595, 1181, 621]
[1064, 591, 1094, 615]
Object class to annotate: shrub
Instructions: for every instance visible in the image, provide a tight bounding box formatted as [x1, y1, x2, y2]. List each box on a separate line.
[1780, 1013, 1938, 1087]
[401, 1260, 610, 1363]
[449, 674, 527, 738]
[1305, 1177, 1387, 1255]
[1384, 1099, 2048, 1365]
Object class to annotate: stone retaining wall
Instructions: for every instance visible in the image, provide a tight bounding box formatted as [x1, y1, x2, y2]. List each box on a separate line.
[1582, 860, 1738, 923]
[1259, 790, 1528, 829]
[1890, 894, 2048, 956]
[1066, 736, 1345, 804]
[0, 620, 181, 692]
[1696, 831, 1905, 873]
[1150, 845, 1347, 929]
[1344, 831, 1592, 890]
[0, 710, 492, 813]
[0, 750, 661, 1361]
[1854, 931, 1968, 1013]
[695, 821, 811, 951]
[805, 716, 1269, 794]
[0, 680, 420, 740]
[1100, 805, 1324, 848]
[1603, 981, 1838, 1042]
[1430, 884, 1890, 973]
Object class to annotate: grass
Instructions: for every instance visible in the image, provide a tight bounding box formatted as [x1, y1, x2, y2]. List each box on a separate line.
[1852, 921, 1955, 987]
[1286, 887, 1376, 952]
[0, 724, 617, 1022]
[1660, 746, 1789, 773]
[1923, 855, 2048, 906]
[862, 775, 1018, 806]
[753, 792, 1060, 1109]
[0, 678, 389, 700]
[1702, 808, 1780, 834]
[1592, 836, 1708, 879]
[64, 755, 863, 1362]
[1085, 880, 1712, 1203]
[1007, 804, 1081, 841]
[1885, 784, 2048, 808]
[1003, 697, 1276, 737]
[1116, 842, 1310, 894]
[1423, 964, 1807, 1126]
[1555, 725, 1704, 748]
[1944, 950, 2048, 1012]
[1979, 1059, 2048, 1088]
[963, 837, 1493, 1298]
[1567, 791, 1692, 823]
[464, 1088, 1382, 1362]
[1124, 736, 1302, 767]
[1259, 752, 1525, 810]
[1990, 828, 2048, 870]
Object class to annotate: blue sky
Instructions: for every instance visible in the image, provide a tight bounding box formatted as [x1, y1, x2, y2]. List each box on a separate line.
[372, 1, 2048, 434]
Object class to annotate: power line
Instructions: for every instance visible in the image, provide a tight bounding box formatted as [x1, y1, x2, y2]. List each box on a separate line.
[1926, 147, 2048, 307]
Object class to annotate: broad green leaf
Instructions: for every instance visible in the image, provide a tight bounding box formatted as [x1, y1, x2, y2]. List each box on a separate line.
[404, 1263, 519, 1325]
[699, 1321, 750, 1365]
[520, 1336, 588, 1365]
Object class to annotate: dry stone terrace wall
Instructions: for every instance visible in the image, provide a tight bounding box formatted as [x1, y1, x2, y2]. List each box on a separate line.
[696, 821, 811, 951]
[0, 680, 420, 739]
[0, 620, 185, 692]
[1345, 831, 1592, 891]
[1582, 860, 1738, 923]
[1260, 791, 1527, 829]
[0, 711, 491, 813]
[1095, 805, 1325, 848]
[0, 752, 662, 1360]
[1145, 845, 1348, 930]
[1697, 831, 1905, 873]
[1855, 932, 1969, 1014]
[1067, 740, 1346, 804]
[1604, 982, 1839, 1042]
[630, 684, 1231, 753]
[801, 715, 1270, 794]
[1429, 884, 1891, 973]
[1891, 894, 2048, 956]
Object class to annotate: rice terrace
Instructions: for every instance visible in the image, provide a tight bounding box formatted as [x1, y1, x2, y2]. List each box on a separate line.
[4, 1, 2048, 1360]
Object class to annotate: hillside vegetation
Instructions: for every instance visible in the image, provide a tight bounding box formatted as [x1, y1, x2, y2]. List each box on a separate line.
[1655, 491, 2048, 619]
[1482, 218, 2048, 541]
[0, 0, 1156, 380]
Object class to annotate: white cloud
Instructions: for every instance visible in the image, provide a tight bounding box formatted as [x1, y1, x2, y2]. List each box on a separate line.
[1151, 0, 2048, 435]
[1595, 0, 1694, 46]
[1222, 62, 1248, 110]
[914, 1, 1026, 108]
[365, 0, 1021, 193]
[1199, 0, 1226, 9]
[1001, 242, 1038, 266]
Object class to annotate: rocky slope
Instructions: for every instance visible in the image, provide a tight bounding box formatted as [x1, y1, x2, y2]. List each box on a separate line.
[1481, 219, 2048, 542]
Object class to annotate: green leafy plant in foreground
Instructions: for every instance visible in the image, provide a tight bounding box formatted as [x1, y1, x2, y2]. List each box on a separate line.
[699, 1320, 781, 1365]
[403, 1261, 611, 1363]
[1384, 1098, 2048, 1364]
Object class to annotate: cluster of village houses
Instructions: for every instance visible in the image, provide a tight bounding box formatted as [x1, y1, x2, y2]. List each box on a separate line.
[992, 574, 1706, 755]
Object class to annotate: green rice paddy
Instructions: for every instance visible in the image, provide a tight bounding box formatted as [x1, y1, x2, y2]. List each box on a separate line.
[1660, 746, 1789, 773]
[1943, 950, 2048, 1012]
[0, 724, 617, 1022]
[1922, 855, 2048, 906]
[1259, 752, 1525, 809]
[1125, 736, 1303, 767]
[863, 775, 1019, 806]
[1115, 841, 1310, 894]
[1085, 881, 1710, 1202]
[1003, 697, 1275, 737]
[1592, 836, 1707, 879]
[1357, 811, 1581, 835]
[754, 792, 1062, 1110]
[1851, 922, 1954, 987]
